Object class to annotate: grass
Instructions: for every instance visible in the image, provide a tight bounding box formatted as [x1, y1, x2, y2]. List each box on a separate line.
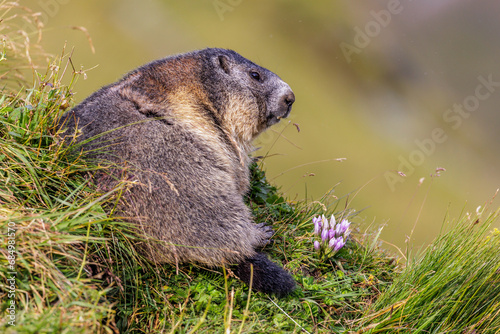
[1, 2, 500, 333]
[0, 70, 396, 332]
[356, 208, 500, 333]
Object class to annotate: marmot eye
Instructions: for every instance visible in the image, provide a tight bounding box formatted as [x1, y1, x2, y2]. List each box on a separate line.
[250, 71, 261, 81]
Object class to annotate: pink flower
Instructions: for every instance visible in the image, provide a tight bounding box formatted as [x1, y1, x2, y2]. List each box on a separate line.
[313, 216, 322, 235]
[329, 215, 336, 228]
[335, 223, 342, 237]
[328, 237, 338, 249]
[321, 228, 329, 242]
[329, 228, 336, 239]
[338, 219, 351, 235]
[321, 215, 329, 231]
[333, 237, 345, 251]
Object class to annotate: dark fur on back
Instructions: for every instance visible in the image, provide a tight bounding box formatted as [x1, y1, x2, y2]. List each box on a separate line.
[59, 48, 295, 296]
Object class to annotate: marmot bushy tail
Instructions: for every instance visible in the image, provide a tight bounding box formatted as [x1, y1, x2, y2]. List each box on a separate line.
[59, 48, 296, 296]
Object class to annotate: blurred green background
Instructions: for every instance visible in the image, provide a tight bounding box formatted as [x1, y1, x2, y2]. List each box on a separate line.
[22, 0, 500, 252]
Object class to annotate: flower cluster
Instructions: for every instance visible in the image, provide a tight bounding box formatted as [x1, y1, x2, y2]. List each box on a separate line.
[312, 214, 351, 258]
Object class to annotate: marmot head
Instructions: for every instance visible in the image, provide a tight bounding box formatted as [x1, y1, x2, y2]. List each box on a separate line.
[123, 48, 294, 145]
[197, 48, 295, 143]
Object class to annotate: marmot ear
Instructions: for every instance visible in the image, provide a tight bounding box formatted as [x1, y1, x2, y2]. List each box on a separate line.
[217, 55, 231, 75]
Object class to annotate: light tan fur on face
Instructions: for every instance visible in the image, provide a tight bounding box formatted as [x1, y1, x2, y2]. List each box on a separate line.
[220, 94, 259, 166]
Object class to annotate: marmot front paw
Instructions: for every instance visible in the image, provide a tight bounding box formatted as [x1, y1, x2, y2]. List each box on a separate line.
[255, 222, 274, 247]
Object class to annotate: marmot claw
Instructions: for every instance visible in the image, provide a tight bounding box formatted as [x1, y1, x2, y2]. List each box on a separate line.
[256, 222, 274, 245]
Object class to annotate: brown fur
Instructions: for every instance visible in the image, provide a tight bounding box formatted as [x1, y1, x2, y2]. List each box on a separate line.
[59, 48, 296, 296]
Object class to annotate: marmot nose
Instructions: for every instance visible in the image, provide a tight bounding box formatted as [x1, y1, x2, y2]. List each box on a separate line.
[283, 91, 295, 110]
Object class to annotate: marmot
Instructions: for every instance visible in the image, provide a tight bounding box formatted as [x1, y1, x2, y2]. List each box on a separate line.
[59, 48, 296, 297]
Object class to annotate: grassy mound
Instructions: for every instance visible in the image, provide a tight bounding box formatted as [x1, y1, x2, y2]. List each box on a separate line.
[0, 60, 397, 332]
[0, 16, 396, 334]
